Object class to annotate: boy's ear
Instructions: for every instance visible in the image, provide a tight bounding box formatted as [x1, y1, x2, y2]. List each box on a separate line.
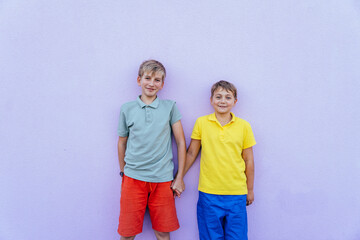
[137, 76, 141, 86]
[234, 99, 238, 104]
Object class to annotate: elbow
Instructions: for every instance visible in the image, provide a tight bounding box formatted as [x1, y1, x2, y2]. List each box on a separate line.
[186, 150, 197, 161]
[176, 139, 186, 149]
[244, 158, 254, 166]
[118, 141, 127, 149]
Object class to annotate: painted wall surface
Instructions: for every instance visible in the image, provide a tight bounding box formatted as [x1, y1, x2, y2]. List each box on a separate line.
[1, 1, 360, 239]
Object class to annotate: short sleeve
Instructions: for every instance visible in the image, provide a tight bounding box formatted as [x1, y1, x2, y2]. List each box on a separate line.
[191, 118, 202, 140]
[118, 107, 129, 137]
[243, 122, 256, 149]
[170, 102, 182, 125]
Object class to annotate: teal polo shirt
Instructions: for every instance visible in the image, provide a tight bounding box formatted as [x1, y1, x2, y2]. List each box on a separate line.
[118, 96, 182, 182]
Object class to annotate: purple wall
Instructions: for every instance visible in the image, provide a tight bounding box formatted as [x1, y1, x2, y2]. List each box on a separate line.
[1, 1, 360, 239]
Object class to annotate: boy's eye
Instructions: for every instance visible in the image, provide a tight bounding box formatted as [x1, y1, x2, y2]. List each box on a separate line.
[155, 79, 161, 82]
[226, 97, 232, 100]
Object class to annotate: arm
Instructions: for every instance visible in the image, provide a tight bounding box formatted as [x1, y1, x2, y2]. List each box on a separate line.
[170, 120, 186, 197]
[118, 136, 128, 172]
[184, 139, 201, 176]
[242, 147, 254, 206]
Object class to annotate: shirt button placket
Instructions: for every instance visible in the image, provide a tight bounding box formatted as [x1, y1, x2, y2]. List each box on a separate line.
[145, 107, 152, 123]
[220, 127, 225, 142]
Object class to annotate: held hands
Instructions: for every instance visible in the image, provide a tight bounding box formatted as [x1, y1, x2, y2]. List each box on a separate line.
[171, 177, 185, 198]
[246, 189, 254, 206]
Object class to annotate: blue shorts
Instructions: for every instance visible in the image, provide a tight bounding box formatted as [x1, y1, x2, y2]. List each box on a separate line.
[197, 191, 248, 240]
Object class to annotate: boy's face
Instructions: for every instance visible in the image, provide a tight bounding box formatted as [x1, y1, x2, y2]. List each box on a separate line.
[211, 87, 237, 115]
[137, 71, 164, 99]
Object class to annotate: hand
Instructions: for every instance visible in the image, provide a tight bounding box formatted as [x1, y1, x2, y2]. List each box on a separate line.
[246, 190, 254, 206]
[171, 177, 185, 198]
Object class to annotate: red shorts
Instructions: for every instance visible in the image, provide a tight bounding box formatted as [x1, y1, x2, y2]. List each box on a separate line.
[117, 175, 180, 237]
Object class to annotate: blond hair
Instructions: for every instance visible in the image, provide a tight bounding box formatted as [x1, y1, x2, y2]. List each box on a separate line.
[138, 59, 166, 80]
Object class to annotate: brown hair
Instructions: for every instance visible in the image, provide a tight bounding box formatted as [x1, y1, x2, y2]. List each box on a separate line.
[211, 80, 237, 100]
[138, 59, 166, 80]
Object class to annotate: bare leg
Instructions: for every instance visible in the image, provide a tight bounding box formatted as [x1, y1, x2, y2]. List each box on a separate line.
[120, 236, 135, 240]
[154, 230, 170, 240]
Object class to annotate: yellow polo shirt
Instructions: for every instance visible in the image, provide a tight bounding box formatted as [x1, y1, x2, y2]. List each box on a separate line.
[191, 113, 256, 195]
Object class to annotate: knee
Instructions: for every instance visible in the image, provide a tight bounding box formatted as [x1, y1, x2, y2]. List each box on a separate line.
[154, 230, 170, 240]
[120, 236, 136, 240]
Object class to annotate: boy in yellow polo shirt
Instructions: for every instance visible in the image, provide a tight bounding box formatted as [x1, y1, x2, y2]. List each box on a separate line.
[183, 80, 256, 240]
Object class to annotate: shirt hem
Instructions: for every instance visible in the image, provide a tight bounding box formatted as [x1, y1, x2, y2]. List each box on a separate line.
[125, 172, 174, 183]
[198, 188, 248, 195]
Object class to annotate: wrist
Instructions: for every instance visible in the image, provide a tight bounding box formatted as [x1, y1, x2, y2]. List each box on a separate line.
[175, 174, 184, 180]
[177, 170, 184, 178]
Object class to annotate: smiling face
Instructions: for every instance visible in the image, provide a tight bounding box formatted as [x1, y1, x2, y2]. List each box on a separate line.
[211, 87, 237, 115]
[137, 71, 164, 101]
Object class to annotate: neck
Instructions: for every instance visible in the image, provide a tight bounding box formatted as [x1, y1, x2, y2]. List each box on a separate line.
[140, 95, 157, 105]
[215, 112, 232, 126]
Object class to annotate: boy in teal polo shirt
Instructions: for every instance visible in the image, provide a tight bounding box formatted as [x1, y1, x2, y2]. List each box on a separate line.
[182, 80, 256, 240]
[117, 60, 186, 240]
